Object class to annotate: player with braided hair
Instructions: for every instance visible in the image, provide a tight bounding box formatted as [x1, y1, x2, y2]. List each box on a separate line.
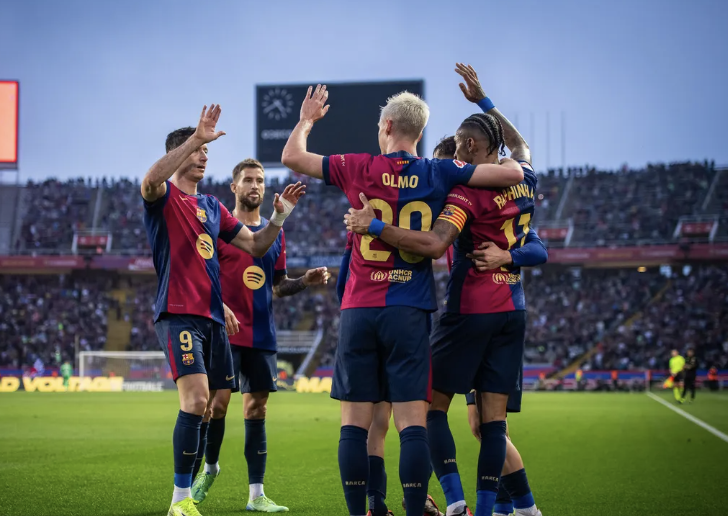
[346, 64, 545, 516]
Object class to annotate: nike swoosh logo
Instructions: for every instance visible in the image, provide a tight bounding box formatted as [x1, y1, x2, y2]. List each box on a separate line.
[226, 375, 235, 381]
[179, 196, 190, 201]
[257, 450, 267, 455]
[183, 451, 196, 456]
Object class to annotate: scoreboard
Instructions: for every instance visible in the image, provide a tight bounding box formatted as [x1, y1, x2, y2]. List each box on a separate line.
[0, 81, 19, 170]
[256, 80, 424, 166]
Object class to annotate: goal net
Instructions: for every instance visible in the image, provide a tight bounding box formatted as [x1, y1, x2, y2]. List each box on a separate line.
[78, 351, 174, 391]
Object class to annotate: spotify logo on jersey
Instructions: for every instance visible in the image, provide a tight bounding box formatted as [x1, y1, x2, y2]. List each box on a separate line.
[196, 234, 214, 260]
[243, 266, 266, 290]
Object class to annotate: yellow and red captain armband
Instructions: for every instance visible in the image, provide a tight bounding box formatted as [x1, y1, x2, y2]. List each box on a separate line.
[438, 204, 469, 232]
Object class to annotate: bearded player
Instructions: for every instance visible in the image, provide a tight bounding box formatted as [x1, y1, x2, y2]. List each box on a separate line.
[345, 64, 545, 516]
[189, 158, 328, 512]
[141, 105, 304, 516]
[282, 85, 523, 516]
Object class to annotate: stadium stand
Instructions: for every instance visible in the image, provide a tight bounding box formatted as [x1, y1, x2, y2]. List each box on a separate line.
[1, 161, 727, 378]
[13, 161, 724, 256]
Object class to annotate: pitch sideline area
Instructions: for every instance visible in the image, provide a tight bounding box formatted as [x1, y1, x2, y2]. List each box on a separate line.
[1, 391, 726, 515]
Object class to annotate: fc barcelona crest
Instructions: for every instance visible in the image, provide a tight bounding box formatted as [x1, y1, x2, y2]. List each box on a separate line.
[196, 208, 207, 223]
[182, 353, 194, 366]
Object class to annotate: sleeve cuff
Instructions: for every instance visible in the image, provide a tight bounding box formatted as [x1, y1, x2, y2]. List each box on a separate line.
[322, 156, 332, 185]
[221, 221, 244, 243]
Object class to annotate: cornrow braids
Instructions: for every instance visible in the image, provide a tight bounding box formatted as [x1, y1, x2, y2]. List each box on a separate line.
[459, 113, 506, 157]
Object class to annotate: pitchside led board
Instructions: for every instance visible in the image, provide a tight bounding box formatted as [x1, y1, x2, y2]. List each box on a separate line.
[256, 80, 424, 166]
[0, 81, 19, 170]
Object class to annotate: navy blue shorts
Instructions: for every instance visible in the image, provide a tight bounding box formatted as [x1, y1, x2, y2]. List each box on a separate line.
[155, 314, 235, 391]
[430, 311, 526, 397]
[331, 307, 432, 403]
[230, 346, 278, 394]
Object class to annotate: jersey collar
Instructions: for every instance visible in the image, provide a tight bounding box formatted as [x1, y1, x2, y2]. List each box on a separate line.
[383, 150, 419, 159]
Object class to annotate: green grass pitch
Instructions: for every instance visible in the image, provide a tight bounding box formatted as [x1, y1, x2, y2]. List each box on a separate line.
[1, 390, 727, 516]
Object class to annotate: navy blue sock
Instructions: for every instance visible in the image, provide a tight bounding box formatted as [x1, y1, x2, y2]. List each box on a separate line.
[192, 421, 209, 478]
[245, 419, 267, 484]
[493, 480, 514, 515]
[475, 421, 507, 516]
[338, 425, 369, 516]
[501, 468, 535, 510]
[204, 416, 225, 466]
[367, 455, 388, 516]
[173, 410, 202, 488]
[426, 410, 464, 506]
[399, 426, 430, 516]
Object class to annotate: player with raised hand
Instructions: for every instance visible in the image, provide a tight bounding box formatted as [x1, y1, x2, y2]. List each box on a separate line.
[345, 64, 545, 516]
[282, 86, 523, 516]
[141, 105, 303, 516]
[189, 159, 319, 513]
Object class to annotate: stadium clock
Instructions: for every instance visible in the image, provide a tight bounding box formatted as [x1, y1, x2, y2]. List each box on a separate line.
[261, 88, 294, 121]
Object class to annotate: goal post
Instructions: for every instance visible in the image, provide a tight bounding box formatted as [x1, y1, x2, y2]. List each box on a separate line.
[78, 351, 174, 391]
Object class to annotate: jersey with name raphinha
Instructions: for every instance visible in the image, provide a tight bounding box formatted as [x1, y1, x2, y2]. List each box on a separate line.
[438, 162, 537, 314]
[324, 151, 476, 311]
[143, 181, 243, 326]
[218, 219, 286, 351]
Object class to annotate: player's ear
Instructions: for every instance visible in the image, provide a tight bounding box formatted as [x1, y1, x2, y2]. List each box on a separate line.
[416, 132, 423, 143]
[386, 119, 393, 136]
[230, 182, 236, 194]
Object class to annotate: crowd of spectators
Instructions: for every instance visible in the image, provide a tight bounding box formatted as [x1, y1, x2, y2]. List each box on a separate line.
[563, 161, 716, 246]
[13, 161, 720, 255]
[4, 159, 727, 373]
[1, 264, 726, 373]
[0, 274, 114, 370]
[585, 265, 728, 371]
[20, 178, 95, 252]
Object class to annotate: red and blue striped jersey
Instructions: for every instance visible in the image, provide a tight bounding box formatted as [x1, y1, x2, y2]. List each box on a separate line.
[438, 162, 538, 314]
[218, 220, 286, 351]
[323, 151, 476, 311]
[143, 181, 243, 326]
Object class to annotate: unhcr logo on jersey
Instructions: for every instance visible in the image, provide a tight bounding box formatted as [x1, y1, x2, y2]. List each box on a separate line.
[492, 272, 521, 285]
[243, 265, 266, 290]
[370, 269, 413, 283]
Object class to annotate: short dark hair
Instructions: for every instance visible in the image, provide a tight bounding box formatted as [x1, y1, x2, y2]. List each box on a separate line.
[165, 127, 195, 153]
[433, 135, 456, 158]
[232, 158, 265, 183]
[458, 113, 506, 156]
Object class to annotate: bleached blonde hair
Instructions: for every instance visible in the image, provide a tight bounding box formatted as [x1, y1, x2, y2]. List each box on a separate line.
[379, 91, 429, 140]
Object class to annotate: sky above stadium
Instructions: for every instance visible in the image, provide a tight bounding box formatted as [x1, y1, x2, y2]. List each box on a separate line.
[1, 0, 727, 182]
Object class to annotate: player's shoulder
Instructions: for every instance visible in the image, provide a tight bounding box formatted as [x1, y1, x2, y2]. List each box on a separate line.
[444, 183, 481, 208]
[517, 161, 538, 186]
[429, 157, 471, 170]
[331, 153, 374, 167]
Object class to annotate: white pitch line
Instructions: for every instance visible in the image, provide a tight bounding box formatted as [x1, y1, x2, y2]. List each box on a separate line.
[646, 391, 728, 443]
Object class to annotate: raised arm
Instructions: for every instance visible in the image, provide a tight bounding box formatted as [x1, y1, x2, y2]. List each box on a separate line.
[141, 105, 226, 202]
[467, 159, 524, 188]
[229, 182, 306, 257]
[456, 63, 531, 164]
[344, 194, 460, 260]
[281, 85, 330, 179]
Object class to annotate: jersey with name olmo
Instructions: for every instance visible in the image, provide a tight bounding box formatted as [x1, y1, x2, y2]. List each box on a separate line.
[438, 162, 537, 314]
[218, 219, 286, 351]
[143, 181, 243, 326]
[323, 151, 476, 311]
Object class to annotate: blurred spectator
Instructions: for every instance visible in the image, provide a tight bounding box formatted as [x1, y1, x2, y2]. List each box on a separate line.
[20, 178, 94, 252]
[0, 274, 114, 368]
